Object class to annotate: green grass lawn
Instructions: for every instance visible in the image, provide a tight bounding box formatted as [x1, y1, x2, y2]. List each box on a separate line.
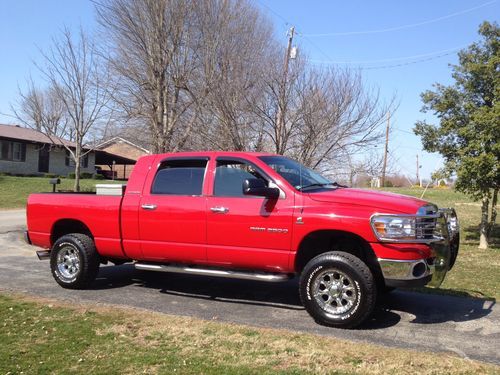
[0, 293, 497, 375]
[0, 175, 122, 209]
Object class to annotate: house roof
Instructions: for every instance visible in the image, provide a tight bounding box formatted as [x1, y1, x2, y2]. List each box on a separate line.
[96, 136, 150, 154]
[0, 123, 138, 166]
[0, 123, 76, 148]
[94, 150, 137, 165]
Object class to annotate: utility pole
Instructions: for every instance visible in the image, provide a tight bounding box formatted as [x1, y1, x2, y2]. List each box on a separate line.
[275, 26, 295, 155]
[381, 111, 390, 187]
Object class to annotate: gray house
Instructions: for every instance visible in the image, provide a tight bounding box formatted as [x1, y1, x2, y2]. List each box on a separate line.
[0, 124, 134, 176]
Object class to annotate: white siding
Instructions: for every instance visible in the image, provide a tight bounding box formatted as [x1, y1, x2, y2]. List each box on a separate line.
[0, 143, 95, 176]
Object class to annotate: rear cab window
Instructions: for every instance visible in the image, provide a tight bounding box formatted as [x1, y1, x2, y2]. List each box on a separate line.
[151, 158, 208, 196]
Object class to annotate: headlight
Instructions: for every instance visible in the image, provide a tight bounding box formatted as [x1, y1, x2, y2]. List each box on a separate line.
[371, 215, 416, 241]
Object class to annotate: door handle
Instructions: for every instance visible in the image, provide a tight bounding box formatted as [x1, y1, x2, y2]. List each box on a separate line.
[210, 206, 229, 214]
[141, 204, 157, 210]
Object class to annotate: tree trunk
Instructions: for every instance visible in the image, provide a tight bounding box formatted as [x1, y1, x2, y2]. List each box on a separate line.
[487, 188, 498, 241]
[479, 196, 490, 249]
[74, 147, 81, 192]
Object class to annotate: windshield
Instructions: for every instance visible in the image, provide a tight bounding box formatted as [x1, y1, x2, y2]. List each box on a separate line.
[259, 156, 336, 191]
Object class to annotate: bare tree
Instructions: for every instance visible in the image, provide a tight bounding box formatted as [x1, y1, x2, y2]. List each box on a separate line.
[11, 78, 68, 139]
[252, 53, 305, 155]
[34, 28, 111, 191]
[192, 0, 276, 151]
[95, 0, 204, 154]
[95, 0, 394, 171]
[292, 67, 393, 171]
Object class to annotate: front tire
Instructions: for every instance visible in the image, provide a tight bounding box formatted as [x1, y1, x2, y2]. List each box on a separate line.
[50, 234, 99, 289]
[299, 251, 376, 328]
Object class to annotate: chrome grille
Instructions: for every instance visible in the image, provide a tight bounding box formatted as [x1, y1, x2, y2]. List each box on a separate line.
[416, 204, 439, 240]
[416, 216, 437, 239]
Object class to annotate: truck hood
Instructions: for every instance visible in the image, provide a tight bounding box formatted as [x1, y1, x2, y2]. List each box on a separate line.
[307, 188, 428, 214]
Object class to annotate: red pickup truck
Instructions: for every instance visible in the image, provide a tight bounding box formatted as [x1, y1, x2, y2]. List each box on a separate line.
[26, 151, 459, 328]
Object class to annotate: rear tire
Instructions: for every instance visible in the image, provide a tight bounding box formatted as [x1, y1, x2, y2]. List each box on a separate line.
[299, 251, 376, 328]
[50, 234, 99, 289]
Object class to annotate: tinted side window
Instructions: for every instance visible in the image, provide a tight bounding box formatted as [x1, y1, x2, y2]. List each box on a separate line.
[214, 160, 267, 197]
[151, 159, 207, 195]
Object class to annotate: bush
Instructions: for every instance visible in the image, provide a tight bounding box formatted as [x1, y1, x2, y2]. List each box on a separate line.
[93, 174, 105, 180]
[68, 172, 93, 179]
[43, 173, 59, 178]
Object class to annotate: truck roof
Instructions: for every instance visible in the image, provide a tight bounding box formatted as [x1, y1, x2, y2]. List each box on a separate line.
[145, 151, 278, 159]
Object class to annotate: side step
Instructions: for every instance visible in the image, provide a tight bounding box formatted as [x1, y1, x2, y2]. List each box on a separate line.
[135, 263, 292, 282]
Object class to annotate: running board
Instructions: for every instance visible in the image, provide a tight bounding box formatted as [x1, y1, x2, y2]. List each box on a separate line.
[134, 263, 291, 282]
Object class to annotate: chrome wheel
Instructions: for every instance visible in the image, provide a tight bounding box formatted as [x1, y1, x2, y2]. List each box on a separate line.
[312, 268, 357, 315]
[56, 246, 80, 279]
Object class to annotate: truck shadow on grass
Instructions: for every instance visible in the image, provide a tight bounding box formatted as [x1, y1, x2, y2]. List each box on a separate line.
[93, 264, 496, 330]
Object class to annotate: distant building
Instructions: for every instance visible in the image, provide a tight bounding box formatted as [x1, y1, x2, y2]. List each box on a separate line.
[95, 137, 149, 179]
[0, 124, 135, 177]
[371, 177, 381, 188]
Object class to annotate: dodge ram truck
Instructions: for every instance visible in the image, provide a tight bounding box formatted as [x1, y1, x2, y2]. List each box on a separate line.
[25, 151, 459, 328]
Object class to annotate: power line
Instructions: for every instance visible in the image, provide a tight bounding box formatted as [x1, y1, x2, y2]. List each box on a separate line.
[255, 0, 290, 27]
[310, 49, 461, 70]
[256, 1, 464, 71]
[362, 51, 459, 70]
[301, 0, 497, 37]
[297, 31, 337, 62]
[254, 1, 339, 63]
[394, 128, 415, 135]
[308, 45, 465, 65]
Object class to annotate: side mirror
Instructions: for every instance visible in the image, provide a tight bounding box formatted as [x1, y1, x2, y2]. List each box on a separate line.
[243, 178, 280, 199]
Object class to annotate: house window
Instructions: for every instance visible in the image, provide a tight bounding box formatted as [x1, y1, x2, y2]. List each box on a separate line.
[0, 141, 26, 162]
[65, 150, 89, 168]
[13, 143, 22, 161]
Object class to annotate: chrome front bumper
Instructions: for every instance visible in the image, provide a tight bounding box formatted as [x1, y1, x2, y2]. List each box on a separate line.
[378, 258, 433, 280]
[377, 208, 459, 288]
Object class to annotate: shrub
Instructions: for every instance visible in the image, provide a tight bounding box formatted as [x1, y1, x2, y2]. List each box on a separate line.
[43, 173, 58, 178]
[68, 172, 95, 179]
[93, 174, 105, 180]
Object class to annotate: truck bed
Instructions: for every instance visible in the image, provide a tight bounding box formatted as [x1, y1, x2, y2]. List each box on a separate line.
[27, 193, 125, 259]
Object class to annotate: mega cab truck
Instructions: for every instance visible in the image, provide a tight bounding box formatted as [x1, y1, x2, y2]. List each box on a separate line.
[26, 151, 459, 328]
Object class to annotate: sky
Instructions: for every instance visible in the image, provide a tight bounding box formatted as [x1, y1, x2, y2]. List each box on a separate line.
[0, 0, 498, 180]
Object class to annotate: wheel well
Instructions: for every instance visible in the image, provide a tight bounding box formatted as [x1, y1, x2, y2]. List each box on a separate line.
[51, 219, 93, 245]
[295, 230, 383, 282]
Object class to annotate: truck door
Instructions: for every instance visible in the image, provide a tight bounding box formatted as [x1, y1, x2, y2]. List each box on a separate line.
[138, 157, 209, 262]
[206, 157, 294, 272]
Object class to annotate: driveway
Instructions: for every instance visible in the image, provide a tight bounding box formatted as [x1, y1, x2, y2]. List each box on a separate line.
[0, 209, 26, 233]
[0, 209, 498, 365]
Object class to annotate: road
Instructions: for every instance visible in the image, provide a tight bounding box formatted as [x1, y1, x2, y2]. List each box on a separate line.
[0, 209, 498, 365]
